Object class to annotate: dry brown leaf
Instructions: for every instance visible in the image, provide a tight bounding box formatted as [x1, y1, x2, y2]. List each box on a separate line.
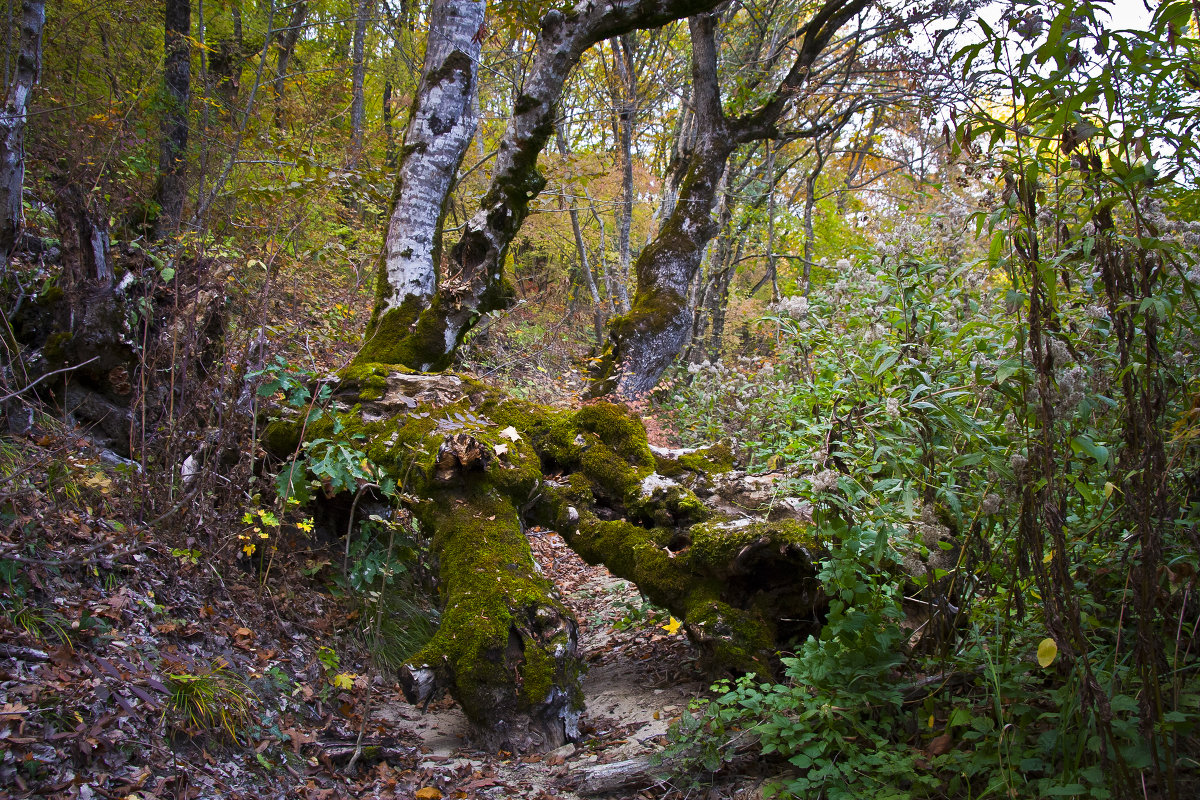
[927, 733, 954, 756]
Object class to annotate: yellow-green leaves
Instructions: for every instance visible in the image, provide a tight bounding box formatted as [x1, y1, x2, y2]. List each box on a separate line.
[1037, 637, 1058, 668]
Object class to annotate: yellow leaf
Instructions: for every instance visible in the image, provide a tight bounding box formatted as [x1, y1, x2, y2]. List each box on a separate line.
[1037, 638, 1058, 668]
[332, 672, 357, 690]
[928, 713, 935, 729]
[415, 788, 442, 800]
[661, 616, 682, 635]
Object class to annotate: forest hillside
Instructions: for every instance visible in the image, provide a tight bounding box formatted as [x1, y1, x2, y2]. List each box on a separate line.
[1, 0, 1198, 798]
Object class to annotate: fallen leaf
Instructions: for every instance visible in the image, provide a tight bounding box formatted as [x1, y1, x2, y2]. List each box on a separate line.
[1037, 637, 1058, 668]
[282, 727, 315, 754]
[499, 426, 521, 442]
[927, 733, 954, 756]
[661, 617, 682, 636]
[415, 788, 443, 800]
[493, 443, 509, 456]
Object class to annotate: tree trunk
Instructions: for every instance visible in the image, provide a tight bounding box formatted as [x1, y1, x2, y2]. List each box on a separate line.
[0, 0, 45, 261]
[348, 0, 372, 166]
[262, 373, 833, 750]
[56, 183, 112, 289]
[591, 13, 732, 399]
[765, 138, 780, 302]
[272, 0, 307, 129]
[611, 34, 637, 314]
[155, 0, 191, 239]
[382, 79, 395, 167]
[556, 126, 606, 345]
[591, 0, 869, 398]
[356, 0, 485, 370]
[354, 0, 729, 372]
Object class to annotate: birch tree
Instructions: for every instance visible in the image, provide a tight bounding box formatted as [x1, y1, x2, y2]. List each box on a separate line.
[355, 0, 730, 369]
[0, 0, 45, 260]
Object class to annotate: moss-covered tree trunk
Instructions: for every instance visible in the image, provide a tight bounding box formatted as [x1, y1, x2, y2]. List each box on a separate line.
[590, 14, 732, 399]
[264, 369, 834, 751]
[590, 0, 870, 399]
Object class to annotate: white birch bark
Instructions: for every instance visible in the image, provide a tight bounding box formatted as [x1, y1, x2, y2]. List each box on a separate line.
[357, 0, 729, 369]
[0, 0, 45, 259]
[379, 0, 483, 312]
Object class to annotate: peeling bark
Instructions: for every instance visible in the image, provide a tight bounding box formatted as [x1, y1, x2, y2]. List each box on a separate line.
[0, 0, 45, 261]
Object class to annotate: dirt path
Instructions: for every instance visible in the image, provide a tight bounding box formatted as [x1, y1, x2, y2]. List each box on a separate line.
[373, 526, 722, 798]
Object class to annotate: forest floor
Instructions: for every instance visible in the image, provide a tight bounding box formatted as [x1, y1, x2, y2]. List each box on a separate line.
[0, 418, 767, 799]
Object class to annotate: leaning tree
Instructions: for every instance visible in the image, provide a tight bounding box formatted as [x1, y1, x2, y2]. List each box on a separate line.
[297, 0, 905, 753]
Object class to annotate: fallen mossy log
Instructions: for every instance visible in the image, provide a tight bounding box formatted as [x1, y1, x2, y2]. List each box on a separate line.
[261, 364, 831, 751]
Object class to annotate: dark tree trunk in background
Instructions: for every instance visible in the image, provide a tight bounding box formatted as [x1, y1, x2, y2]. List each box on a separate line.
[0, 0, 44, 261]
[348, 0, 373, 166]
[155, 0, 191, 239]
[591, 0, 869, 399]
[272, 1, 307, 128]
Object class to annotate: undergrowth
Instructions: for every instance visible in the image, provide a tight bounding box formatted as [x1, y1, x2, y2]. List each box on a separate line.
[658, 5, 1200, 794]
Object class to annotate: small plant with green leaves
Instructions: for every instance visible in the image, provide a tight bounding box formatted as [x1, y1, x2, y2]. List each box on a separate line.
[164, 659, 255, 744]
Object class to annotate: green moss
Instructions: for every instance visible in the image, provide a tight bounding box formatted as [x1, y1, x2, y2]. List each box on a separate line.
[337, 362, 413, 401]
[572, 403, 652, 465]
[687, 519, 819, 570]
[610, 285, 684, 343]
[408, 485, 579, 719]
[570, 519, 688, 607]
[485, 399, 580, 467]
[261, 418, 303, 457]
[682, 597, 774, 675]
[677, 443, 736, 474]
[36, 286, 64, 307]
[520, 641, 555, 705]
[354, 297, 456, 371]
[43, 331, 72, 363]
[627, 478, 710, 528]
